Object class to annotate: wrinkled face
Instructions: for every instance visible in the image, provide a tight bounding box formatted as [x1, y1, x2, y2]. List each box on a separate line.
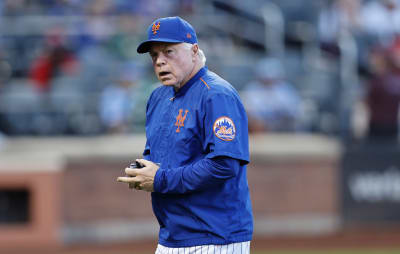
[149, 42, 196, 89]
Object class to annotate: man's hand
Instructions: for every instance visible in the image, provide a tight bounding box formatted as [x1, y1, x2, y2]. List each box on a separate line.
[117, 159, 160, 192]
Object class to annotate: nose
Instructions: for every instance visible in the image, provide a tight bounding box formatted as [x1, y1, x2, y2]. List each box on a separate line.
[155, 53, 167, 66]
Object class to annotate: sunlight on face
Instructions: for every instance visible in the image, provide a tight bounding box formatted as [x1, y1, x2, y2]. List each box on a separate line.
[149, 42, 195, 89]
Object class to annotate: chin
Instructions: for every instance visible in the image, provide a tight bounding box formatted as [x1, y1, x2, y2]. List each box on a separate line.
[161, 80, 176, 86]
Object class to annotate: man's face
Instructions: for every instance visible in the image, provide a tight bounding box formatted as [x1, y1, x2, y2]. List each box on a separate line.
[149, 42, 195, 88]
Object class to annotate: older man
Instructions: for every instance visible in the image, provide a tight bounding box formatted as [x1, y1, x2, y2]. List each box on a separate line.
[117, 16, 253, 254]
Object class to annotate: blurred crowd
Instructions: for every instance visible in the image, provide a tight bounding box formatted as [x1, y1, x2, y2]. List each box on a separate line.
[315, 0, 400, 143]
[0, 0, 196, 136]
[0, 0, 400, 143]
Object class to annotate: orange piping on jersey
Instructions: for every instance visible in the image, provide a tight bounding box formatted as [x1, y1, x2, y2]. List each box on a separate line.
[200, 78, 210, 89]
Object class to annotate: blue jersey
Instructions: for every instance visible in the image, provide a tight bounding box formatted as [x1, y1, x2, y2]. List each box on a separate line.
[143, 67, 253, 247]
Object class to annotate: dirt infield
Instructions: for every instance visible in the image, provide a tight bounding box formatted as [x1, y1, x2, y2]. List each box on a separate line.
[252, 230, 400, 250]
[5, 229, 400, 254]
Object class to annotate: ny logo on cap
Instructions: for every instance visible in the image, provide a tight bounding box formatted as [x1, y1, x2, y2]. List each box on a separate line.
[152, 22, 160, 34]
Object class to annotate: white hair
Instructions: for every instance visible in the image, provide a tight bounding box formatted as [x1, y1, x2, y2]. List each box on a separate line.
[198, 48, 206, 65]
[183, 43, 206, 64]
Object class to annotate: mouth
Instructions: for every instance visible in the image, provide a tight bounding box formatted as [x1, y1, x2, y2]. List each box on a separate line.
[159, 71, 171, 78]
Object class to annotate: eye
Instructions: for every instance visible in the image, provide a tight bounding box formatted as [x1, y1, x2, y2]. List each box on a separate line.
[166, 49, 174, 55]
[150, 53, 157, 62]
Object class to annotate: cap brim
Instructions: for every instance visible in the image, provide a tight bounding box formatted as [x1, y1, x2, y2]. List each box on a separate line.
[137, 38, 184, 53]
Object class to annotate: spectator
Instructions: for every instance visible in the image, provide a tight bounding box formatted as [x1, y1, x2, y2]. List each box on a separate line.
[0, 50, 12, 135]
[29, 29, 79, 93]
[1, 0, 25, 16]
[241, 57, 302, 133]
[99, 63, 141, 134]
[365, 38, 400, 141]
[45, 0, 85, 16]
[361, 0, 400, 43]
[318, 0, 362, 55]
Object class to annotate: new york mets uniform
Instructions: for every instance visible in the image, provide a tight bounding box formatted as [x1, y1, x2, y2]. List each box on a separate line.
[155, 241, 251, 254]
[143, 66, 253, 249]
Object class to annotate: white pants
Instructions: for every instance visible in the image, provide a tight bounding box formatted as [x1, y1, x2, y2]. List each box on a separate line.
[155, 241, 251, 254]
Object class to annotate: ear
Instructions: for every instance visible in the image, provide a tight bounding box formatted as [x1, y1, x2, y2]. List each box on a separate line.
[191, 44, 199, 56]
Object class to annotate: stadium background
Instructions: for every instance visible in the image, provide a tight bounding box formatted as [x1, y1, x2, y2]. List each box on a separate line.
[1, 0, 400, 253]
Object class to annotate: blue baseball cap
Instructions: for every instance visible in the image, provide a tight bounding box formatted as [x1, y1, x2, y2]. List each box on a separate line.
[137, 16, 198, 54]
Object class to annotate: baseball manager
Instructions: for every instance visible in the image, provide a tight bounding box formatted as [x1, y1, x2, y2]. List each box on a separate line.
[117, 16, 253, 254]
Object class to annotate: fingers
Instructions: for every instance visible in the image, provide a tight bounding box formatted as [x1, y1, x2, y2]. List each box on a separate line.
[125, 165, 148, 176]
[125, 167, 138, 176]
[117, 176, 141, 183]
[118, 159, 157, 192]
[136, 159, 150, 167]
[125, 160, 150, 175]
[117, 177, 143, 190]
[130, 183, 142, 190]
[126, 160, 158, 177]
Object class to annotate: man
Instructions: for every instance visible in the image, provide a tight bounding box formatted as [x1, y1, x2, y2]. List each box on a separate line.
[117, 16, 253, 254]
[241, 57, 301, 133]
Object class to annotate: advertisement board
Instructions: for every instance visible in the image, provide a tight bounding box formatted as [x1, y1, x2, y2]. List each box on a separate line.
[341, 143, 400, 224]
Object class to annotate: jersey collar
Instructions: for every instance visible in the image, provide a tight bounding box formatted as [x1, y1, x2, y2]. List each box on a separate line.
[174, 66, 207, 97]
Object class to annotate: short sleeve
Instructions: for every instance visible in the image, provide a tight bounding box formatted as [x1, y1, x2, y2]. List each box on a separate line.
[203, 91, 250, 164]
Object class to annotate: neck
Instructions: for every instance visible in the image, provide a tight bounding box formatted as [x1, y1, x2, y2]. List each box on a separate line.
[174, 61, 204, 92]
